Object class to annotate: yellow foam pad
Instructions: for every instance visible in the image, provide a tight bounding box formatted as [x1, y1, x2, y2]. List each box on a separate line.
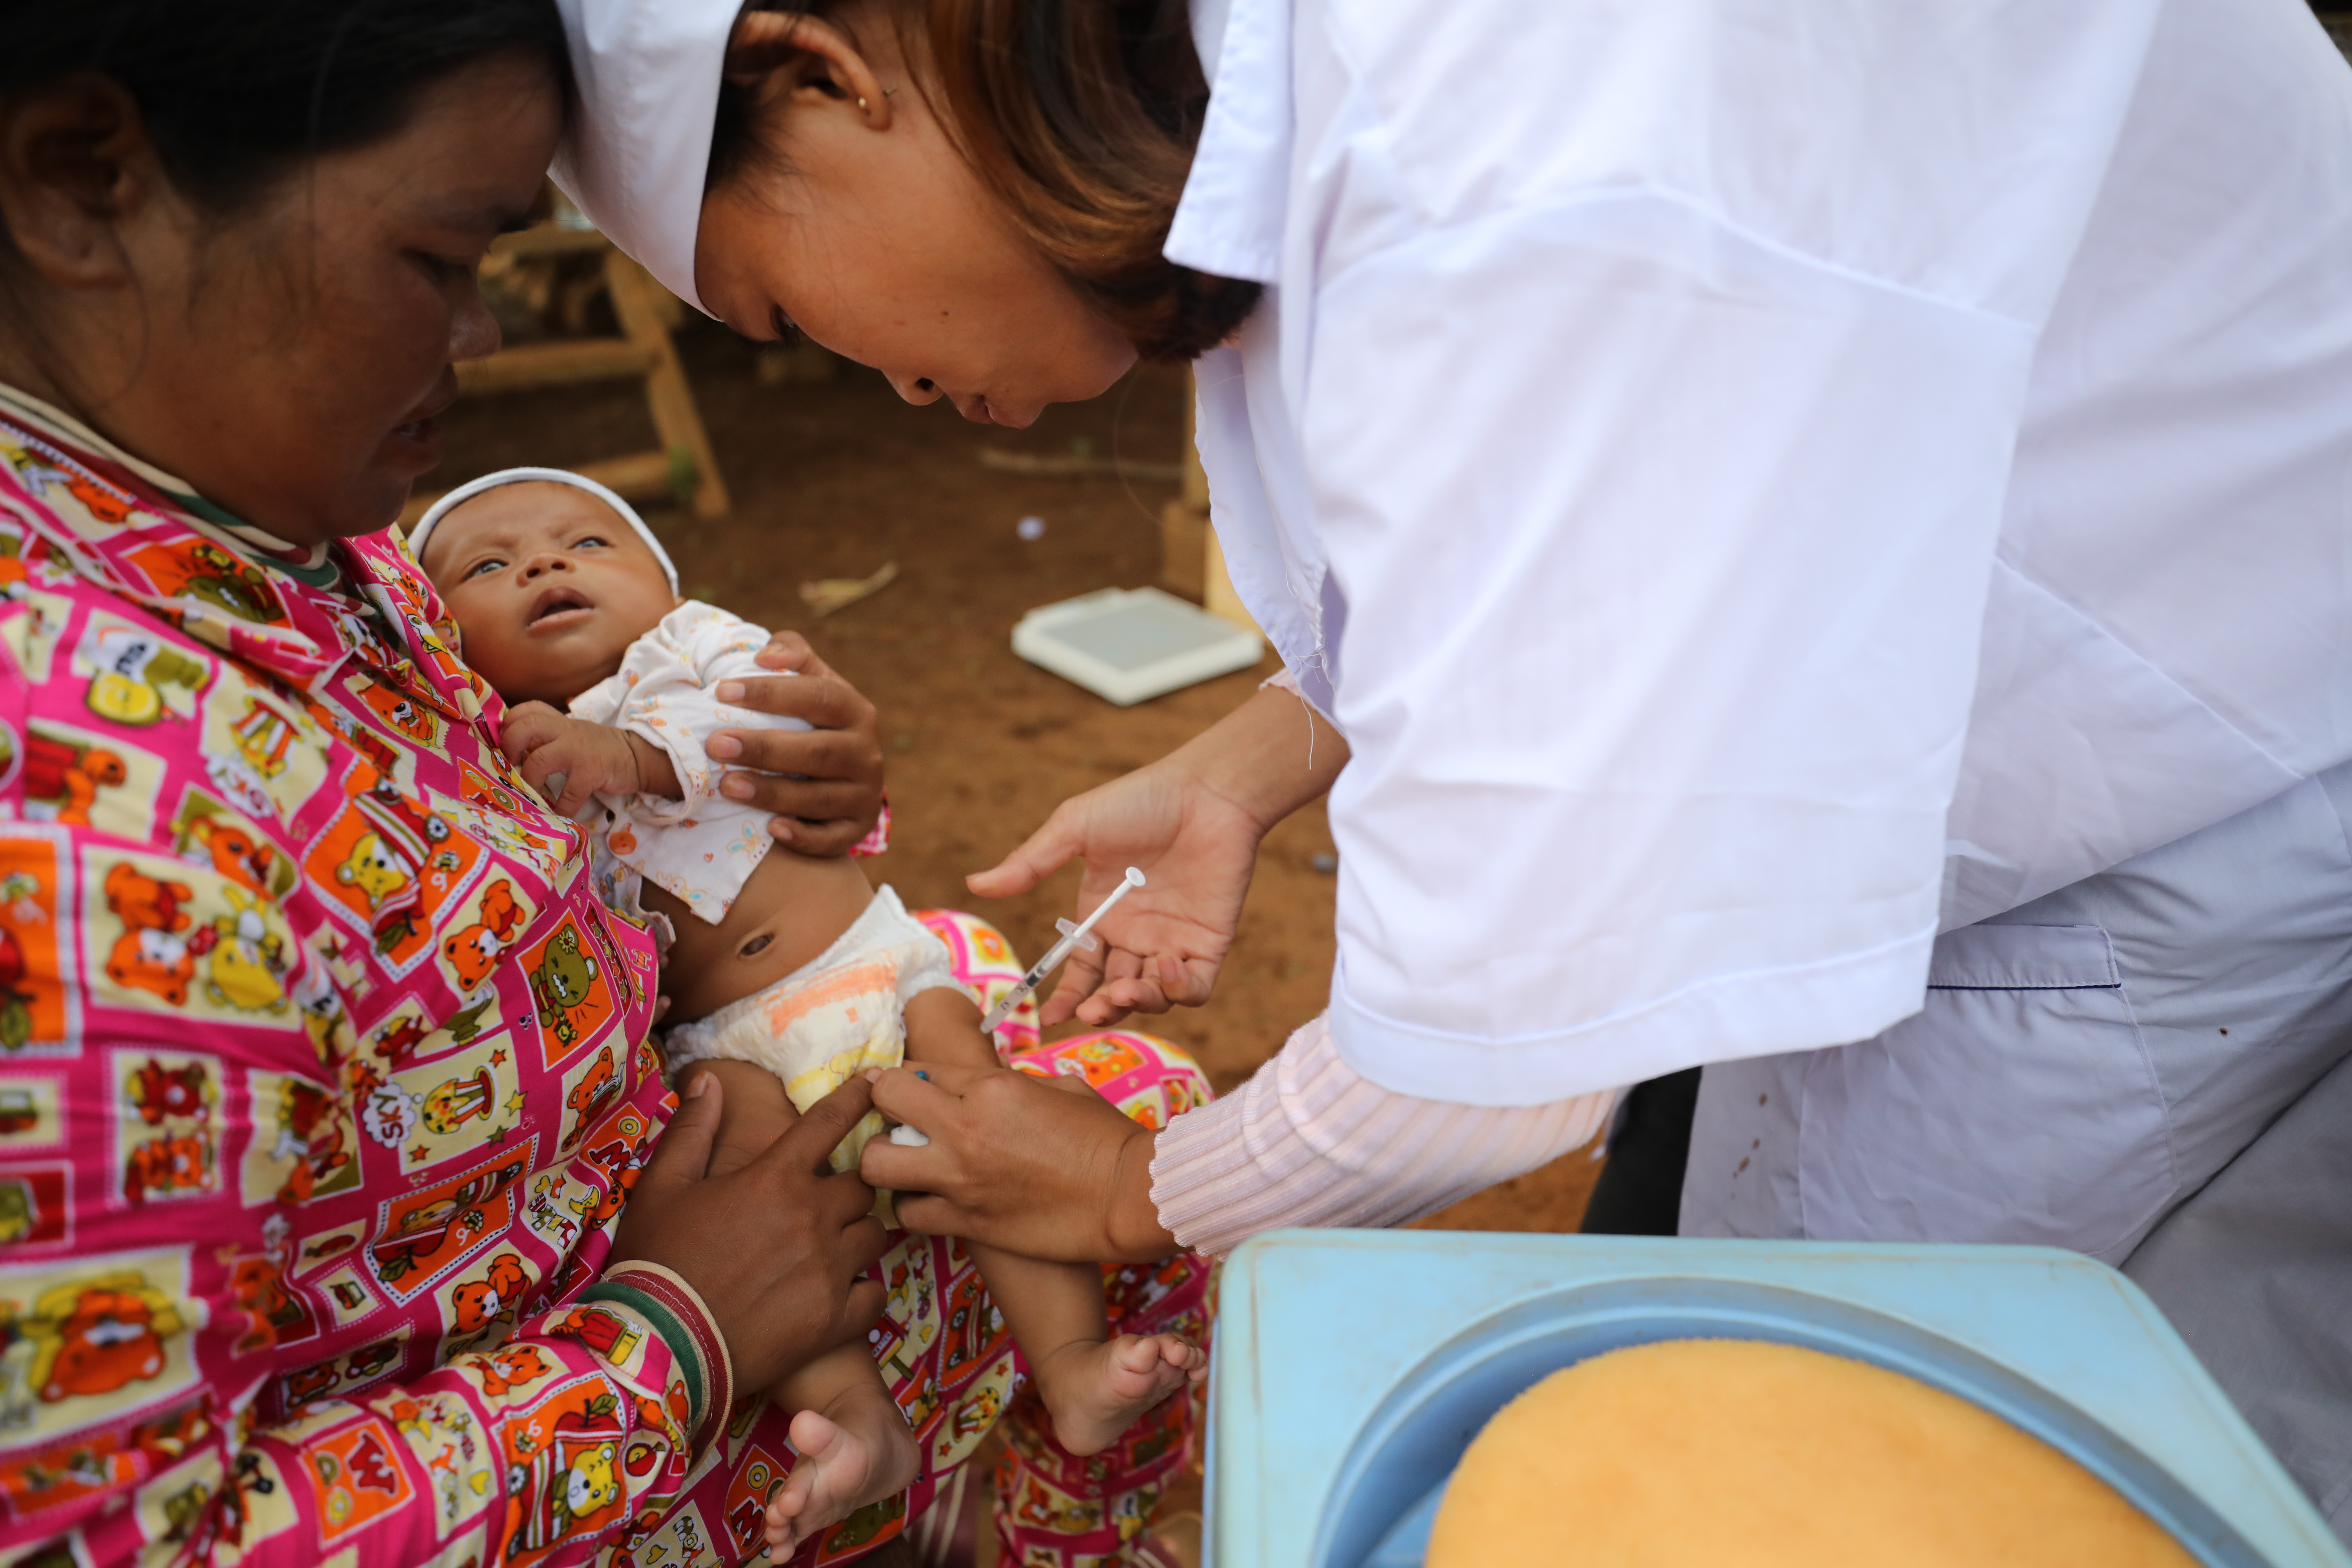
[1426, 1338, 2197, 1568]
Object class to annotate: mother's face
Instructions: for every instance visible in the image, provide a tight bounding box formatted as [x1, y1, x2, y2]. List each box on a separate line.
[692, 11, 1137, 430]
[0, 54, 561, 544]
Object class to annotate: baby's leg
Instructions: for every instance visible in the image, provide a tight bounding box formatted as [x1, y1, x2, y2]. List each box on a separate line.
[764, 1343, 919, 1558]
[676, 1058, 793, 1176]
[715, 1053, 911, 1552]
[973, 1244, 1206, 1459]
[899, 991, 1206, 1454]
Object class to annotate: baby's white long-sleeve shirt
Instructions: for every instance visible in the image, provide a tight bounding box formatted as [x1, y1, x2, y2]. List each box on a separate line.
[570, 601, 806, 925]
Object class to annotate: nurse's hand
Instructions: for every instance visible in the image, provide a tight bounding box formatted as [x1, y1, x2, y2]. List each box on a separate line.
[968, 760, 1261, 1026]
[707, 632, 886, 856]
[861, 1062, 1178, 1264]
[969, 682, 1348, 1026]
[617, 1070, 890, 1392]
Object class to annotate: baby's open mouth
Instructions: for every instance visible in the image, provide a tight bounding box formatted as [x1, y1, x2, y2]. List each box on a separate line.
[527, 585, 595, 628]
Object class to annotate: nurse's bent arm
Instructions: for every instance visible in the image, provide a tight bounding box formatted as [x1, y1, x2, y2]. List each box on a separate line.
[861, 1021, 1614, 1262]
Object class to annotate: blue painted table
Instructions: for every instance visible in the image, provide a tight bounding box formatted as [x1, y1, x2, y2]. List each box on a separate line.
[1206, 1231, 2348, 1568]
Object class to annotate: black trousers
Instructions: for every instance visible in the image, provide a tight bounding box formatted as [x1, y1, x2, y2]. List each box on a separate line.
[1578, 1067, 1701, 1236]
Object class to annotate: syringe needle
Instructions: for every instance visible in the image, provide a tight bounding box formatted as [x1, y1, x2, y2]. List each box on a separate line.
[979, 867, 1148, 1034]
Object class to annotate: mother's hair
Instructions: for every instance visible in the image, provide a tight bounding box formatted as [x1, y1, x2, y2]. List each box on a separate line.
[0, 0, 571, 223]
[710, 0, 1261, 363]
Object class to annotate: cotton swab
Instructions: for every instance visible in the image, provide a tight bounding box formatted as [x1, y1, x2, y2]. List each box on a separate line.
[979, 866, 1148, 1034]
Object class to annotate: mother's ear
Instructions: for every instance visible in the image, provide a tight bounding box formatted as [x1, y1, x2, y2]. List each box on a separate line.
[0, 78, 162, 289]
[724, 11, 892, 131]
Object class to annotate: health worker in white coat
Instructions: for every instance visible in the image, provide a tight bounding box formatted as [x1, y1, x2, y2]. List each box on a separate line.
[553, 0, 2352, 1531]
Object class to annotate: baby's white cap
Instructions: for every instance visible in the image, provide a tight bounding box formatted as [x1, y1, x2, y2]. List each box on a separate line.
[407, 467, 680, 594]
[548, 0, 742, 316]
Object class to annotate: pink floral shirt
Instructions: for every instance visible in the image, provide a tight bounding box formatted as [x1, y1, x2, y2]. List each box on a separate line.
[0, 387, 711, 1568]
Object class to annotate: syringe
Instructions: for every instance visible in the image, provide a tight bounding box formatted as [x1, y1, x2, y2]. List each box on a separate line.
[979, 866, 1148, 1034]
[886, 870, 1151, 1149]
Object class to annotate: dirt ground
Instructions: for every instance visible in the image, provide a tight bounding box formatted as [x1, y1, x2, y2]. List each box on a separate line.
[429, 316, 1602, 1237]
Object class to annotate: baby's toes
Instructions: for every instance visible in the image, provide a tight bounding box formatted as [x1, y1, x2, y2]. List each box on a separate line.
[1108, 1335, 1167, 1377]
[768, 1407, 881, 1541]
[764, 1484, 811, 1553]
[787, 1408, 848, 1464]
[767, 1464, 816, 1517]
[1106, 1334, 1197, 1400]
[763, 1433, 829, 1543]
[1144, 1333, 1204, 1377]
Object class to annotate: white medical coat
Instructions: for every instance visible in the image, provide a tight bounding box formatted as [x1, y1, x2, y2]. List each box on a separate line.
[1174, 0, 2352, 1106]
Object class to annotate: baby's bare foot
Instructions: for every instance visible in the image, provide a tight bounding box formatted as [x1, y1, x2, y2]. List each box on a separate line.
[765, 1405, 918, 1558]
[1037, 1333, 1208, 1457]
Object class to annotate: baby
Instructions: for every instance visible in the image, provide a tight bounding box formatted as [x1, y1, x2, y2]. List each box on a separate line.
[410, 469, 1203, 1556]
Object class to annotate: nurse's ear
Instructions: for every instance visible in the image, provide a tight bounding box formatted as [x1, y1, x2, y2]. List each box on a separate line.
[0, 76, 164, 290]
[723, 10, 892, 132]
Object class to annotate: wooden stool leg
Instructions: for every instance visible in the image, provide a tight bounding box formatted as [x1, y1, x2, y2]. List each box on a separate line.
[604, 252, 732, 519]
[1161, 371, 1210, 602]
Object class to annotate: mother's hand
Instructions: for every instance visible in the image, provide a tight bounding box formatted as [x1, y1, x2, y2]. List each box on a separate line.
[615, 1072, 889, 1391]
[709, 632, 886, 856]
[860, 1063, 1177, 1265]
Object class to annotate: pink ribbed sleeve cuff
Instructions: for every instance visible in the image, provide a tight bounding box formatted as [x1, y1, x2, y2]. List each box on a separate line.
[1148, 1013, 1617, 1255]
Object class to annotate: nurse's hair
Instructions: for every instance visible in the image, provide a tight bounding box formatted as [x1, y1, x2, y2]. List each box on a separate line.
[0, 1, 570, 222]
[708, 0, 1262, 362]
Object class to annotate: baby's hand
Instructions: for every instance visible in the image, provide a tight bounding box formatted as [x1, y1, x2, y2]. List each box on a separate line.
[501, 702, 649, 817]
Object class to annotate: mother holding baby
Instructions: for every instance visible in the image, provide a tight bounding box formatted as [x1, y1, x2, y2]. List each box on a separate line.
[0, 6, 1208, 1568]
[562, 0, 2352, 1537]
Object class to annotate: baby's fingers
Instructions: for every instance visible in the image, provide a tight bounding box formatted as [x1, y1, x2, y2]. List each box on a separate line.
[516, 743, 568, 803]
[518, 743, 595, 818]
[548, 770, 601, 819]
[498, 701, 564, 763]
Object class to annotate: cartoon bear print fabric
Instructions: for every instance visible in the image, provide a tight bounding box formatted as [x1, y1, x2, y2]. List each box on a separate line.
[0, 388, 701, 1567]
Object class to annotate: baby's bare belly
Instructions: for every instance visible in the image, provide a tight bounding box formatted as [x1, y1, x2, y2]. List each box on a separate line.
[645, 847, 876, 1024]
